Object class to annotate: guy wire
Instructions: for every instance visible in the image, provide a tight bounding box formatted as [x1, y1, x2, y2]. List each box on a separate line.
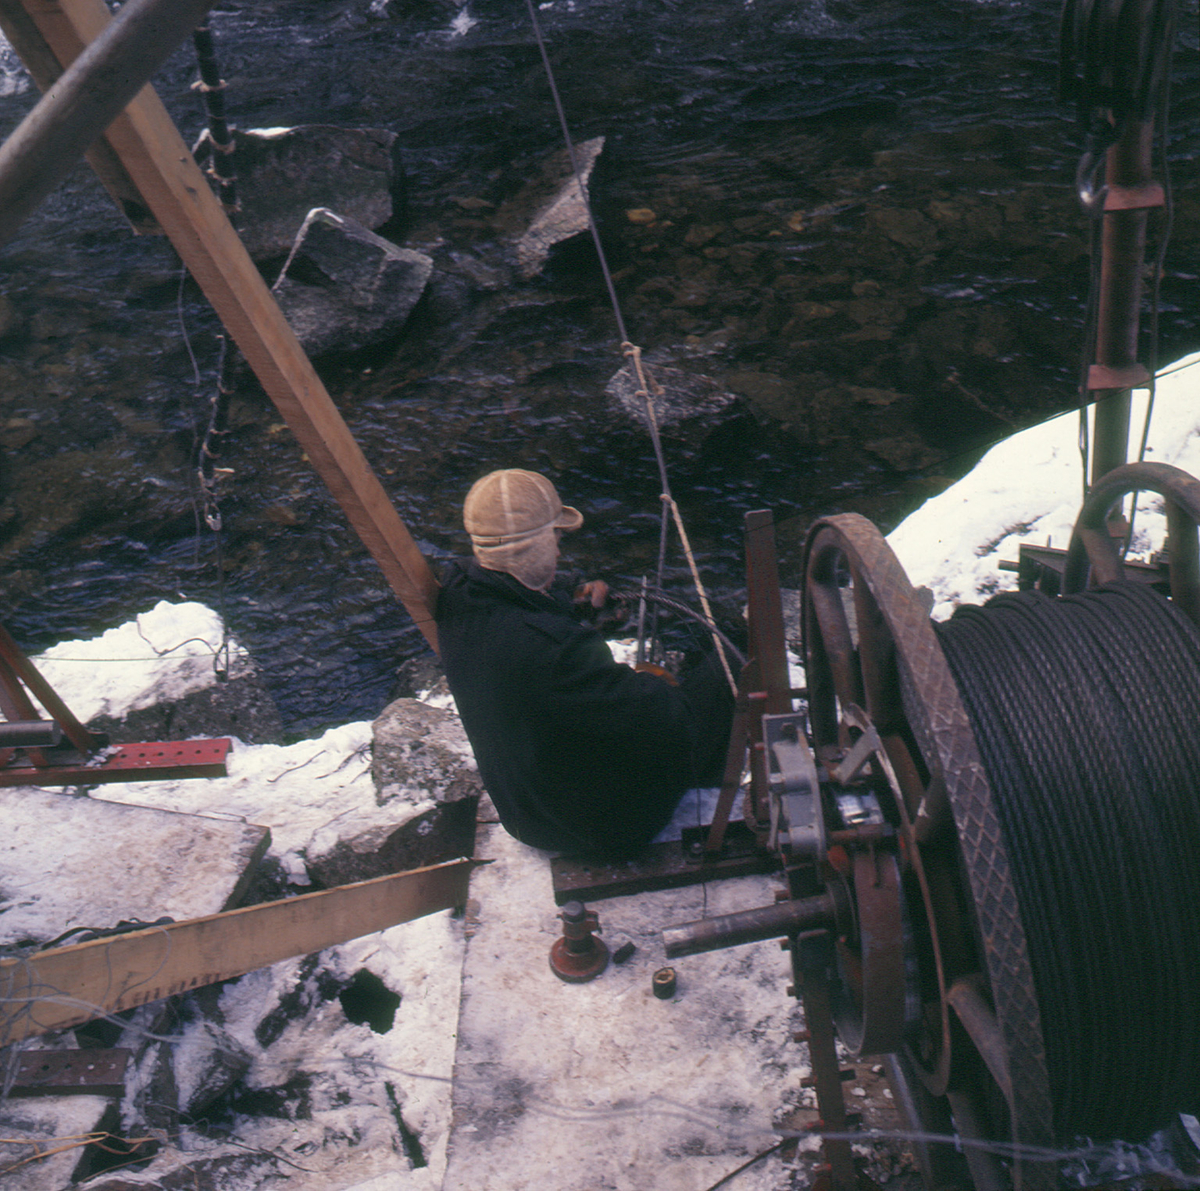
[523, 0, 735, 690]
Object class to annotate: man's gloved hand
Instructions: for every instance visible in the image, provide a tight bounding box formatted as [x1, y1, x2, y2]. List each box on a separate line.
[573, 580, 628, 629]
[573, 579, 610, 609]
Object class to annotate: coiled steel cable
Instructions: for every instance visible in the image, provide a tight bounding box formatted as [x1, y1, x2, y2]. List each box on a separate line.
[934, 582, 1200, 1142]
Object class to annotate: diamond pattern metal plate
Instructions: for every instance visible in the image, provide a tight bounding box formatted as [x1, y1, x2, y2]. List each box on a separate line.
[805, 514, 1054, 1158]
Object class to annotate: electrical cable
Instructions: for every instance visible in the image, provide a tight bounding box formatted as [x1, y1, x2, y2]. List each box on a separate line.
[934, 582, 1200, 1141]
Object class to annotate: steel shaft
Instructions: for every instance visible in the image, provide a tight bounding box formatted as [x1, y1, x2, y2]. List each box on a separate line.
[662, 892, 836, 959]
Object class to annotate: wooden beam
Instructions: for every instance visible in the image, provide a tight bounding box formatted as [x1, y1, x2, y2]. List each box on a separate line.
[0, 858, 473, 1043]
[0, 0, 215, 244]
[2, 0, 441, 652]
[0, 0, 158, 232]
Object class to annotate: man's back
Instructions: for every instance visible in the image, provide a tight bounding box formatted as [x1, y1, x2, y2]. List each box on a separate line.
[437, 559, 698, 858]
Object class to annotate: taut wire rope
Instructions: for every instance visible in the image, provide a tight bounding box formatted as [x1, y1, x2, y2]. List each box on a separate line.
[523, 0, 735, 693]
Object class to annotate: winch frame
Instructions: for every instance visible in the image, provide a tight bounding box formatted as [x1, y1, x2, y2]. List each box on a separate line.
[662, 511, 1060, 1191]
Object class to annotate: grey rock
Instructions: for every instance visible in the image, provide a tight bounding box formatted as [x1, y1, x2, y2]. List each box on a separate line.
[305, 799, 477, 888]
[195, 125, 400, 261]
[272, 208, 433, 357]
[87, 653, 285, 746]
[174, 1023, 253, 1119]
[605, 350, 742, 446]
[371, 697, 482, 808]
[495, 137, 605, 279]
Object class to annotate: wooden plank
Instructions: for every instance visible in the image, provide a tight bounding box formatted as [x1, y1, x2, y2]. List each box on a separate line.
[0, 0, 158, 231]
[0, 858, 473, 1043]
[0, 0, 215, 244]
[3, 0, 441, 653]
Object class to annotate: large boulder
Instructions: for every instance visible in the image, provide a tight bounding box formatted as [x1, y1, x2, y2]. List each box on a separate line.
[304, 698, 482, 887]
[370, 697, 481, 808]
[271, 208, 433, 357]
[605, 349, 742, 447]
[195, 125, 401, 260]
[494, 137, 605, 279]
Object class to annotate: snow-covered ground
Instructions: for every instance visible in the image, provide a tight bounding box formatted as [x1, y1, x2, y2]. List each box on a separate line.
[887, 351, 1200, 615]
[3, 355, 1199, 1189]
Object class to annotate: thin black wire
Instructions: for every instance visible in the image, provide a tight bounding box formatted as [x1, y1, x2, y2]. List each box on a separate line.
[608, 587, 747, 668]
[700, 1140, 784, 1191]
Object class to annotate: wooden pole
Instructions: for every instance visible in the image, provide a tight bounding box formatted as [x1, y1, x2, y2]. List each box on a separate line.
[0, 0, 158, 232]
[0, 0, 441, 652]
[0, 0, 216, 245]
[0, 858, 473, 1043]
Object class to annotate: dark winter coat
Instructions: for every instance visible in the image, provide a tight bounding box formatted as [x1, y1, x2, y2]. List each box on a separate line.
[436, 559, 732, 859]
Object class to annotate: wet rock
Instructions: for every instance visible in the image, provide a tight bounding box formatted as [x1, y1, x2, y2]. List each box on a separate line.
[494, 136, 605, 279]
[370, 697, 482, 808]
[86, 652, 285, 746]
[0, 294, 19, 339]
[867, 206, 937, 253]
[0, 416, 37, 450]
[306, 798, 477, 887]
[194, 125, 401, 260]
[272, 208, 433, 357]
[724, 371, 799, 422]
[444, 248, 513, 293]
[0, 445, 147, 566]
[605, 350, 741, 446]
[863, 431, 945, 473]
[304, 696, 481, 886]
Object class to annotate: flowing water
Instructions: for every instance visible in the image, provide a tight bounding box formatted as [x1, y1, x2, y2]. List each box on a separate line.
[1, 0, 1199, 735]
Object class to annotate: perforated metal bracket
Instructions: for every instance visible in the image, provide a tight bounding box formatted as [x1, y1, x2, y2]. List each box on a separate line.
[764, 712, 825, 860]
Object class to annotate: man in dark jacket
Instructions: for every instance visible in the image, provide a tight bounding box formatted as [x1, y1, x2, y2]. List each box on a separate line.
[436, 469, 733, 859]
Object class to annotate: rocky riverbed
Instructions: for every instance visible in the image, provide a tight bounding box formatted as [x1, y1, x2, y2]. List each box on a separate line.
[2, 0, 1200, 735]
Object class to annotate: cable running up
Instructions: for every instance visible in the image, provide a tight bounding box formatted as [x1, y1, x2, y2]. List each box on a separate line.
[522, 0, 734, 691]
[935, 582, 1200, 1142]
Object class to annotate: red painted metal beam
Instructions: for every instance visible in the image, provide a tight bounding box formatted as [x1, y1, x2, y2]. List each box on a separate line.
[0, 738, 231, 787]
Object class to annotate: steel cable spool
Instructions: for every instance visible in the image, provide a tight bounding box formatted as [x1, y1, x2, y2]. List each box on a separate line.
[934, 581, 1200, 1142]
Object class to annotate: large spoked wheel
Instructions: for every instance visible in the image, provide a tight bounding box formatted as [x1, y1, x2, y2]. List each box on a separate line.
[802, 513, 1054, 1177]
[1063, 460, 1200, 625]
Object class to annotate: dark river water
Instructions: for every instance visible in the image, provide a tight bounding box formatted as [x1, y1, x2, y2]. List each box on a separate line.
[2, 0, 1199, 737]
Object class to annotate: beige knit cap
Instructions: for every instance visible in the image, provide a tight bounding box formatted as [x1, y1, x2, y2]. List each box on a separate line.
[463, 470, 583, 591]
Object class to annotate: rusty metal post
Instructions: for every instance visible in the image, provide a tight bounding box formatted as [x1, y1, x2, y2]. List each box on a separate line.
[743, 510, 792, 833]
[1089, 117, 1158, 487]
